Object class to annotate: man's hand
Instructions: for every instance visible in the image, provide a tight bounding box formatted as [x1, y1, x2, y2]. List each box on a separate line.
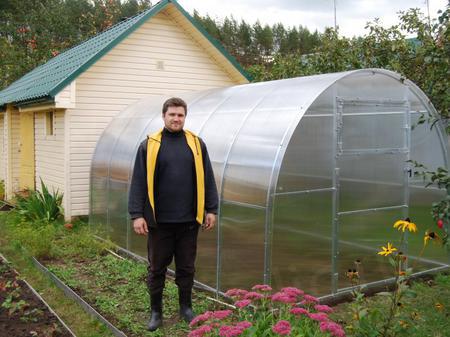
[203, 213, 216, 230]
[133, 217, 148, 235]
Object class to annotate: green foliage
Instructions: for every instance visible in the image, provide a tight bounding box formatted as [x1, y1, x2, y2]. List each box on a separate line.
[333, 274, 450, 337]
[192, 14, 321, 66]
[0, 0, 152, 89]
[15, 179, 63, 223]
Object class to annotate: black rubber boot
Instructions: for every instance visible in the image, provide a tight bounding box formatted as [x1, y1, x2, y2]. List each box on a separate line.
[148, 292, 163, 331]
[179, 289, 195, 323]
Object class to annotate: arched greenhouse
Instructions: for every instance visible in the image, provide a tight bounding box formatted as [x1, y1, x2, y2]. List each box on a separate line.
[89, 69, 449, 296]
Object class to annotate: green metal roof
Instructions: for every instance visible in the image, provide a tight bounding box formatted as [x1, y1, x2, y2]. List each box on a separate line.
[0, 0, 250, 107]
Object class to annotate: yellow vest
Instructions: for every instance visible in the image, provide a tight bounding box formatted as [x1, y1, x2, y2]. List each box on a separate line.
[146, 129, 205, 224]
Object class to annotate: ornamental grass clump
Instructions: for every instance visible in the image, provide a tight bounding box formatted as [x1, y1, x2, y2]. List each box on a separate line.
[189, 285, 345, 337]
[14, 179, 63, 223]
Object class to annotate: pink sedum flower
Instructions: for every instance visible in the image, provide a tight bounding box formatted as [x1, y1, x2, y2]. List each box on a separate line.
[281, 287, 304, 297]
[308, 312, 329, 322]
[189, 311, 213, 327]
[225, 288, 248, 298]
[188, 324, 212, 337]
[244, 291, 264, 300]
[271, 292, 297, 304]
[320, 321, 346, 337]
[234, 299, 252, 308]
[236, 321, 252, 329]
[251, 284, 272, 292]
[303, 294, 319, 303]
[314, 304, 333, 313]
[213, 310, 233, 320]
[290, 307, 309, 315]
[219, 325, 246, 337]
[272, 320, 292, 336]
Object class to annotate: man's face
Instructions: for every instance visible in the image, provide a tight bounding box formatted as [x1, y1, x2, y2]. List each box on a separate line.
[163, 106, 186, 132]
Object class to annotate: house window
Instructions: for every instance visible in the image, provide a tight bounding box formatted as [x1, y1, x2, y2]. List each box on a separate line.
[46, 111, 54, 136]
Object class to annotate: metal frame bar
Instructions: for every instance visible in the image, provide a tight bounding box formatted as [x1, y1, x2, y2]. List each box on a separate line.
[222, 199, 266, 210]
[338, 204, 407, 216]
[402, 92, 412, 260]
[340, 148, 408, 155]
[331, 93, 341, 293]
[274, 187, 335, 196]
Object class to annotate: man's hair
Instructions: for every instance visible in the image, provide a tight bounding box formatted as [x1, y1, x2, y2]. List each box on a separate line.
[162, 97, 187, 115]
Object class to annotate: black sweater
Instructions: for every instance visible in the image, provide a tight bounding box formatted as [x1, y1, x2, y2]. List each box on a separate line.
[128, 128, 218, 227]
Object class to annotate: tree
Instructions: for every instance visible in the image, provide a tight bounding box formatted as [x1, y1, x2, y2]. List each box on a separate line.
[0, 0, 152, 90]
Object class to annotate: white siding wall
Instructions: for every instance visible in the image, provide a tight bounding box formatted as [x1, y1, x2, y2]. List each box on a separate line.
[69, 10, 238, 216]
[34, 111, 65, 195]
[10, 112, 20, 192]
[0, 114, 5, 182]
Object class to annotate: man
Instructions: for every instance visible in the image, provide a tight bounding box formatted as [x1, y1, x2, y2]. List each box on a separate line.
[128, 97, 218, 332]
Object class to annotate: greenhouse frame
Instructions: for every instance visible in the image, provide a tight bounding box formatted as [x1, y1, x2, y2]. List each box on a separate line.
[90, 69, 450, 296]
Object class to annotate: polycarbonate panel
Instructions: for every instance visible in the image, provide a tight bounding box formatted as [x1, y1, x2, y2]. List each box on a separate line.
[223, 107, 299, 206]
[341, 113, 405, 150]
[338, 153, 406, 212]
[408, 186, 447, 265]
[337, 72, 407, 102]
[107, 180, 129, 248]
[91, 118, 129, 178]
[277, 115, 333, 193]
[89, 176, 108, 235]
[110, 118, 149, 182]
[195, 228, 217, 288]
[187, 84, 274, 134]
[219, 203, 265, 290]
[337, 209, 436, 290]
[410, 113, 447, 173]
[272, 192, 332, 295]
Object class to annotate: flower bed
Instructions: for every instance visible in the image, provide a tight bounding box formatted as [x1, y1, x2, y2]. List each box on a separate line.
[0, 256, 74, 336]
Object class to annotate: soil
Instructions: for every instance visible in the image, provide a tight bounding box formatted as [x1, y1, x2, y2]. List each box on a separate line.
[0, 257, 73, 337]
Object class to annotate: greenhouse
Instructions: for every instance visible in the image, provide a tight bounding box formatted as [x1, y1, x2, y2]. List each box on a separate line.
[89, 68, 449, 296]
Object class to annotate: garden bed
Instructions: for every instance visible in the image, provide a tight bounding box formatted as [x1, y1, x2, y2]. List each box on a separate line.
[0, 255, 75, 337]
[35, 246, 218, 337]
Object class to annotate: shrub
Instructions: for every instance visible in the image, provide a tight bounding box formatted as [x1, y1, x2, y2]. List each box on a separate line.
[15, 179, 63, 223]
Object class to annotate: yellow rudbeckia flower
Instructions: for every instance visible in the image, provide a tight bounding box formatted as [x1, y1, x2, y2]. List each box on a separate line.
[424, 231, 441, 246]
[378, 242, 397, 256]
[393, 219, 417, 233]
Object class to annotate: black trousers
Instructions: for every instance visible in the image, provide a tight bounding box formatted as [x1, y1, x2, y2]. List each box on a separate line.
[147, 222, 199, 297]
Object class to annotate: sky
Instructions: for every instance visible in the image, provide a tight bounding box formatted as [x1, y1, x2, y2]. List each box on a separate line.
[178, 0, 448, 37]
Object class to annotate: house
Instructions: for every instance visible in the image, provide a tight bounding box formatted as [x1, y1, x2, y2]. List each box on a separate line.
[0, 0, 250, 219]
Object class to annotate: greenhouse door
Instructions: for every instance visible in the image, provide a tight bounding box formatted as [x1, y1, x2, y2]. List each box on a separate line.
[332, 98, 411, 293]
